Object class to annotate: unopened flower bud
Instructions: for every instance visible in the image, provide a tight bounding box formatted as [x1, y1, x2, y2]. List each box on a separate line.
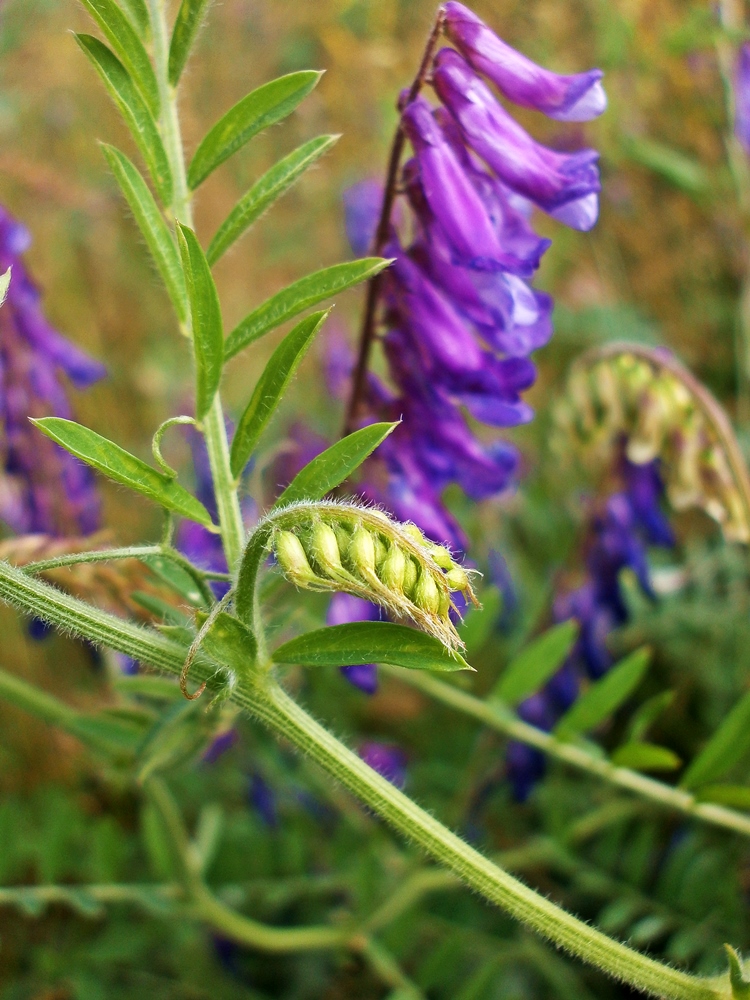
[348, 525, 377, 577]
[311, 521, 343, 577]
[275, 531, 317, 585]
[373, 534, 388, 568]
[380, 544, 407, 591]
[430, 545, 454, 570]
[445, 566, 470, 592]
[413, 570, 441, 614]
[402, 523, 426, 545]
[402, 555, 419, 597]
[627, 383, 669, 464]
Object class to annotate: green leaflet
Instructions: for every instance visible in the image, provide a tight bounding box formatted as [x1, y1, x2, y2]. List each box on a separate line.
[627, 690, 674, 744]
[187, 70, 323, 189]
[176, 224, 223, 420]
[493, 620, 579, 707]
[168, 0, 213, 85]
[610, 742, 681, 772]
[194, 611, 258, 674]
[681, 688, 750, 790]
[272, 622, 471, 673]
[694, 784, 750, 810]
[225, 258, 391, 360]
[622, 135, 708, 195]
[272, 421, 397, 509]
[79, 0, 160, 116]
[31, 418, 214, 527]
[206, 135, 339, 264]
[555, 647, 651, 738]
[101, 144, 187, 323]
[119, 0, 150, 36]
[75, 34, 173, 205]
[230, 310, 328, 477]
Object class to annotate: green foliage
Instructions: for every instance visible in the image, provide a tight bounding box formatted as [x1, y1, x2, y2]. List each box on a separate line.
[207, 134, 339, 265]
[31, 417, 214, 526]
[493, 620, 579, 706]
[273, 421, 398, 508]
[556, 648, 652, 737]
[272, 621, 470, 672]
[610, 742, 681, 772]
[176, 223, 224, 419]
[682, 690, 750, 790]
[187, 70, 324, 189]
[230, 310, 329, 476]
[75, 33, 173, 203]
[101, 143, 187, 322]
[168, 0, 212, 85]
[79, 0, 160, 115]
[118, 0, 150, 35]
[224, 258, 391, 359]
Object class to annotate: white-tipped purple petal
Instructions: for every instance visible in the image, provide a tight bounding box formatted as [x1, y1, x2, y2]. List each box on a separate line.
[443, 1, 606, 122]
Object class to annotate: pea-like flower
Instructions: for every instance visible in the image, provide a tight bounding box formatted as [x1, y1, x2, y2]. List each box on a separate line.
[443, 1, 606, 122]
[0, 206, 105, 535]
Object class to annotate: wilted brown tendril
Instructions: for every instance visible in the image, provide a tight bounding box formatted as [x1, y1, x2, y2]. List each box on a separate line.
[554, 342, 750, 543]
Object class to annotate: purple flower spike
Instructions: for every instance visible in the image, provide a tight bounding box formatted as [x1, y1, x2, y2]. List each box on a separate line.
[433, 50, 600, 231]
[359, 741, 407, 788]
[401, 97, 528, 270]
[443, 2, 606, 122]
[736, 44, 750, 154]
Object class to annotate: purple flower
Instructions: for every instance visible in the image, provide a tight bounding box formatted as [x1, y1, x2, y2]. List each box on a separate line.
[249, 772, 278, 829]
[433, 50, 600, 231]
[736, 43, 750, 154]
[507, 458, 672, 800]
[443, 2, 606, 122]
[0, 206, 105, 535]
[359, 741, 407, 788]
[327, 592, 380, 694]
[343, 179, 383, 256]
[202, 727, 238, 764]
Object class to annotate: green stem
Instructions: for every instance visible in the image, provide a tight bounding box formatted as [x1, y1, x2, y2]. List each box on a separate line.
[148, 0, 245, 573]
[22, 545, 161, 574]
[381, 664, 750, 841]
[0, 567, 726, 999]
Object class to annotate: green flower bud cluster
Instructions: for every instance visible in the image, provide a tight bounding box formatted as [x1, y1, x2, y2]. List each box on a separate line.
[554, 345, 750, 543]
[271, 502, 478, 650]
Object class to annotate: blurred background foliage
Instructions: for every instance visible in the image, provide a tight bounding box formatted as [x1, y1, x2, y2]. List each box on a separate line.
[0, 0, 750, 997]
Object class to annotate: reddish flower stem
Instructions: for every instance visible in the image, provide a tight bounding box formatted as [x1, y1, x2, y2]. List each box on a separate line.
[343, 7, 446, 436]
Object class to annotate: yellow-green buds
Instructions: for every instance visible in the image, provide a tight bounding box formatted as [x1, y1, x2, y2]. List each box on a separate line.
[553, 344, 750, 544]
[266, 501, 479, 650]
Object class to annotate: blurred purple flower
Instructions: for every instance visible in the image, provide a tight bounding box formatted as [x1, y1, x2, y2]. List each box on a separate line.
[328, 592, 380, 694]
[443, 2, 606, 122]
[343, 179, 383, 256]
[359, 741, 407, 788]
[735, 43, 750, 154]
[0, 206, 105, 536]
[202, 727, 238, 764]
[249, 771, 278, 829]
[507, 458, 673, 800]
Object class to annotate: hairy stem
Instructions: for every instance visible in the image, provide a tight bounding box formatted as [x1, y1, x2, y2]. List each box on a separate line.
[343, 8, 445, 434]
[148, 0, 245, 572]
[381, 664, 750, 840]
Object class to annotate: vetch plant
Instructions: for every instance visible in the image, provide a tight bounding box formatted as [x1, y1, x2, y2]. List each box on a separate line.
[1, 2, 750, 997]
